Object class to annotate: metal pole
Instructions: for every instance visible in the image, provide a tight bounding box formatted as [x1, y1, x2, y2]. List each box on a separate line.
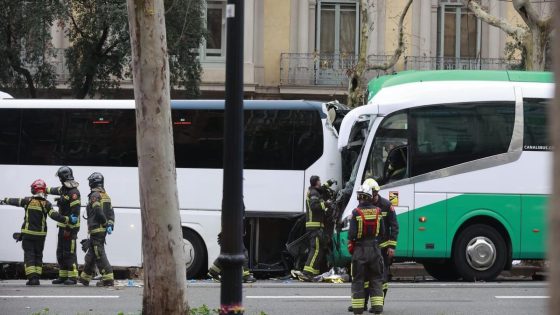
[220, 0, 244, 314]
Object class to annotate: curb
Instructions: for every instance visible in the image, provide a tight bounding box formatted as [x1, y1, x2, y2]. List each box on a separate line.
[389, 263, 546, 281]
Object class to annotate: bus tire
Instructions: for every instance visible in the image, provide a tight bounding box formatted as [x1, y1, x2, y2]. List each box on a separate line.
[182, 228, 207, 279]
[453, 224, 506, 281]
[422, 261, 460, 281]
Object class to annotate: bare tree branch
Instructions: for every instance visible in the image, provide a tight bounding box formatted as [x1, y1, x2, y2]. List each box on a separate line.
[541, 14, 553, 32]
[367, 0, 413, 71]
[465, 0, 527, 41]
[513, 0, 543, 27]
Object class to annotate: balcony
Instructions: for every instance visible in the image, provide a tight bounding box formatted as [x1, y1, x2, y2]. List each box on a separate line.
[279, 53, 396, 87]
[280, 53, 522, 88]
[403, 56, 522, 71]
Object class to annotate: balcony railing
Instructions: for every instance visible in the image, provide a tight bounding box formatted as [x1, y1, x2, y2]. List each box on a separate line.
[279, 53, 396, 87]
[280, 53, 523, 87]
[404, 56, 522, 71]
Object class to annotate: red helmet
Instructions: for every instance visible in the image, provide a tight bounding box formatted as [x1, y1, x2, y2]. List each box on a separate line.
[31, 179, 47, 194]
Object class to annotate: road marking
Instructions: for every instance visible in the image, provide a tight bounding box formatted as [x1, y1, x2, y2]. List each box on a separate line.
[0, 295, 119, 299]
[247, 296, 349, 299]
[495, 296, 549, 299]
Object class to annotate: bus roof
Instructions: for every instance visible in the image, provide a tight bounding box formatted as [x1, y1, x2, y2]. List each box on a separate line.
[367, 70, 553, 101]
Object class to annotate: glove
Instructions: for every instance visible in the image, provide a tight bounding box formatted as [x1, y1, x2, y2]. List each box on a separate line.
[347, 240, 355, 255]
[12, 232, 22, 242]
[326, 179, 337, 187]
[106, 225, 113, 235]
[80, 239, 90, 253]
[69, 214, 78, 224]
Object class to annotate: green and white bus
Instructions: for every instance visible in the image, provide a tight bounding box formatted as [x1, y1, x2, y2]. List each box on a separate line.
[333, 70, 553, 281]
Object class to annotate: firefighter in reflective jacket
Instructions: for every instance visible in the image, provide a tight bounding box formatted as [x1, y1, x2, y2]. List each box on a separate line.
[298, 175, 329, 282]
[47, 166, 81, 285]
[0, 179, 77, 285]
[78, 172, 115, 287]
[347, 183, 385, 315]
[364, 178, 399, 302]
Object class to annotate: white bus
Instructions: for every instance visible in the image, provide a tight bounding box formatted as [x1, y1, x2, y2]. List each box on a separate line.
[333, 70, 553, 281]
[0, 99, 345, 278]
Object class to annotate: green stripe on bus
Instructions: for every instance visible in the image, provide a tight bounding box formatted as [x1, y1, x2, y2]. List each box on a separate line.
[332, 193, 548, 265]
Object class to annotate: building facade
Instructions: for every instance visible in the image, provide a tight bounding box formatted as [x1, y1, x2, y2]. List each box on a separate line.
[50, 0, 550, 100]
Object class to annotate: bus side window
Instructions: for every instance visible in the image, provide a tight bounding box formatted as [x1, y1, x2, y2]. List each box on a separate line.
[0, 109, 20, 164]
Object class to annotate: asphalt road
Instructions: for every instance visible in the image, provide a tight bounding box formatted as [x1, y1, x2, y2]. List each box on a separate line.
[0, 280, 548, 315]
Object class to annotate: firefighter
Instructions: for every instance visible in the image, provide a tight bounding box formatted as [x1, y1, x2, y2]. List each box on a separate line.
[347, 183, 384, 315]
[207, 232, 256, 283]
[208, 203, 256, 283]
[364, 178, 399, 303]
[298, 175, 330, 282]
[47, 166, 81, 285]
[0, 179, 77, 285]
[78, 172, 115, 287]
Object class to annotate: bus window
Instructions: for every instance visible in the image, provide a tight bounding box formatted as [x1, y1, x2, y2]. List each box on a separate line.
[410, 102, 514, 176]
[61, 109, 136, 167]
[20, 109, 63, 165]
[524, 98, 550, 151]
[0, 109, 20, 164]
[362, 112, 408, 185]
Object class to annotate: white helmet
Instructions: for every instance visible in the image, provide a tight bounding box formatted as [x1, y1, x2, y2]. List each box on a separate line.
[357, 183, 373, 199]
[363, 178, 380, 192]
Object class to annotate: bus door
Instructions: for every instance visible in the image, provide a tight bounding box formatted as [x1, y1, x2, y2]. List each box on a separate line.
[360, 112, 412, 257]
[412, 192, 447, 258]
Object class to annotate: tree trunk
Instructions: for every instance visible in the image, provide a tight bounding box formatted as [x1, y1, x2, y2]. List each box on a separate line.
[126, 0, 189, 314]
[549, 2, 560, 314]
[525, 23, 548, 71]
[346, 0, 412, 107]
[347, 0, 369, 107]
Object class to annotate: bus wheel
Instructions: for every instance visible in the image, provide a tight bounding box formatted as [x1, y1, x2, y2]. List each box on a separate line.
[182, 228, 206, 279]
[453, 224, 506, 281]
[422, 261, 460, 281]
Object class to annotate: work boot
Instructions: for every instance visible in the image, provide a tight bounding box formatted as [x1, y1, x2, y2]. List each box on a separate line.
[26, 277, 40, 286]
[64, 278, 77, 285]
[96, 279, 114, 287]
[369, 306, 383, 314]
[296, 271, 313, 282]
[208, 268, 221, 282]
[348, 306, 367, 312]
[51, 277, 67, 284]
[243, 274, 256, 283]
[78, 278, 90, 286]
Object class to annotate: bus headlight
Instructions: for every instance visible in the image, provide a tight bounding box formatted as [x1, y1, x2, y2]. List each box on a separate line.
[341, 215, 352, 231]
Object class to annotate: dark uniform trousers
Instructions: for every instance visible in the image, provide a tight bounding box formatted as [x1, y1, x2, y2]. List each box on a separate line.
[209, 248, 251, 279]
[80, 233, 113, 283]
[303, 228, 325, 276]
[351, 241, 384, 315]
[22, 235, 46, 278]
[381, 248, 391, 297]
[47, 186, 81, 280]
[56, 229, 79, 279]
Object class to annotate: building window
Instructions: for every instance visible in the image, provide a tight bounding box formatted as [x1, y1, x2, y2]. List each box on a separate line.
[437, 1, 481, 59]
[201, 0, 226, 61]
[316, 0, 359, 55]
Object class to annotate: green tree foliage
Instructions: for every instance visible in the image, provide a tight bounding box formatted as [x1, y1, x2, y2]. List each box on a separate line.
[64, 0, 205, 99]
[165, 0, 205, 98]
[0, 0, 61, 98]
[63, 0, 130, 98]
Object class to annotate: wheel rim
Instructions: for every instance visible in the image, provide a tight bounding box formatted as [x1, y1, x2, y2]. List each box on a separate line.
[465, 236, 496, 271]
[182, 238, 195, 270]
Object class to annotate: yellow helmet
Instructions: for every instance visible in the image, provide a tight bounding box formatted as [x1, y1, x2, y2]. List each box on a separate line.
[363, 178, 380, 192]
